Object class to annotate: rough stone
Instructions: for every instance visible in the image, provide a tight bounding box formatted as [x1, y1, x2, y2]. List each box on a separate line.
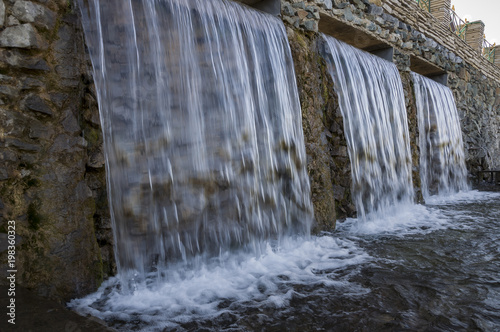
[6, 15, 20, 26]
[12, 0, 56, 30]
[287, 28, 340, 228]
[317, 0, 332, 9]
[0, 49, 51, 71]
[0, 168, 8, 180]
[62, 109, 81, 135]
[54, 24, 77, 54]
[5, 137, 41, 152]
[367, 3, 383, 15]
[24, 94, 53, 116]
[0, 23, 42, 49]
[0, 0, 5, 27]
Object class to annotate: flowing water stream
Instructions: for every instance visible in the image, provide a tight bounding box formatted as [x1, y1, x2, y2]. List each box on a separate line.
[77, 0, 312, 281]
[320, 35, 414, 219]
[413, 72, 469, 198]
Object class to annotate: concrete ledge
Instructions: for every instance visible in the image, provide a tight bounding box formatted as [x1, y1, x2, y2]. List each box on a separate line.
[238, 0, 280, 16]
[410, 54, 447, 77]
[318, 12, 391, 53]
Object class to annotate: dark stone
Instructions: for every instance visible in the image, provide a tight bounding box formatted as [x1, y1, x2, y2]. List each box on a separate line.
[0, 74, 15, 84]
[29, 119, 54, 140]
[54, 24, 77, 54]
[62, 109, 81, 134]
[292, 2, 305, 9]
[382, 13, 398, 28]
[87, 149, 105, 169]
[50, 92, 69, 108]
[367, 4, 383, 15]
[0, 168, 8, 180]
[49, 134, 86, 154]
[332, 185, 346, 200]
[344, 8, 354, 22]
[282, 4, 296, 17]
[24, 94, 53, 116]
[22, 77, 44, 89]
[55, 56, 81, 79]
[0, 50, 50, 71]
[0, 149, 17, 162]
[5, 138, 41, 152]
[0, 85, 20, 98]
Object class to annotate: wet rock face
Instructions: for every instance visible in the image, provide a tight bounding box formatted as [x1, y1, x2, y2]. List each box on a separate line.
[0, 0, 114, 302]
[287, 28, 355, 227]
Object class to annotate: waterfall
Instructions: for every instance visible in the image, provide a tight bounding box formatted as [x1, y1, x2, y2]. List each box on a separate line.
[320, 36, 414, 219]
[77, 0, 313, 278]
[412, 73, 469, 198]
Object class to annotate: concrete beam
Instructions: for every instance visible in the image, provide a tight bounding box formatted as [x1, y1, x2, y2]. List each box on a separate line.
[318, 12, 391, 53]
[410, 54, 446, 77]
[237, 0, 280, 16]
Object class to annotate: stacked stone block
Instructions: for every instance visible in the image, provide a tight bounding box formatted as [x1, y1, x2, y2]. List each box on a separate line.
[0, 0, 113, 302]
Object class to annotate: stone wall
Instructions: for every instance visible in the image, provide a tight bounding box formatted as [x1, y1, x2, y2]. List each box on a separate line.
[0, 0, 498, 303]
[0, 0, 114, 302]
[280, 0, 500, 180]
[286, 29, 352, 226]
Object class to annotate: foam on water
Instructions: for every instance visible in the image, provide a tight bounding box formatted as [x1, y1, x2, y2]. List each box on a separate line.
[425, 190, 500, 205]
[336, 203, 451, 236]
[69, 236, 371, 330]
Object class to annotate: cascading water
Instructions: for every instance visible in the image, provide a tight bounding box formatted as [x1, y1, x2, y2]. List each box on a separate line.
[320, 36, 414, 219]
[69, 8, 500, 329]
[412, 73, 469, 198]
[77, 0, 313, 279]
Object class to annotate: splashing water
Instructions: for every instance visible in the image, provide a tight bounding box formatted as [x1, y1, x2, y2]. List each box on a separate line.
[77, 0, 313, 280]
[412, 73, 469, 199]
[320, 35, 414, 219]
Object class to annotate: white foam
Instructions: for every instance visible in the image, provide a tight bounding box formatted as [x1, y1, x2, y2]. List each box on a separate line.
[425, 190, 500, 205]
[69, 236, 371, 330]
[336, 203, 450, 236]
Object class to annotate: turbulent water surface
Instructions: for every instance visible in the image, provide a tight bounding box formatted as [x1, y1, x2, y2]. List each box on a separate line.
[70, 190, 500, 331]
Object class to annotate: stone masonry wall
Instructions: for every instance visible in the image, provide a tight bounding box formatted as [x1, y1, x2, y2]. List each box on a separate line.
[286, 29, 352, 226]
[281, 0, 500, 184]
[0, 0, 114, 302]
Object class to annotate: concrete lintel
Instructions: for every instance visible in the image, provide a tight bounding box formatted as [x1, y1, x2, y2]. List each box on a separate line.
[428, 73, 449, 86]
[410, 55, 446, 77]
[318, 12, 392, 54]
[238, 0, 280, 16]
[370, 47, 394, 62]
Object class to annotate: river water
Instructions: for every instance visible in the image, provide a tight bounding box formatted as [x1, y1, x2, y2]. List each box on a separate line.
[70, 189, 500, 331]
